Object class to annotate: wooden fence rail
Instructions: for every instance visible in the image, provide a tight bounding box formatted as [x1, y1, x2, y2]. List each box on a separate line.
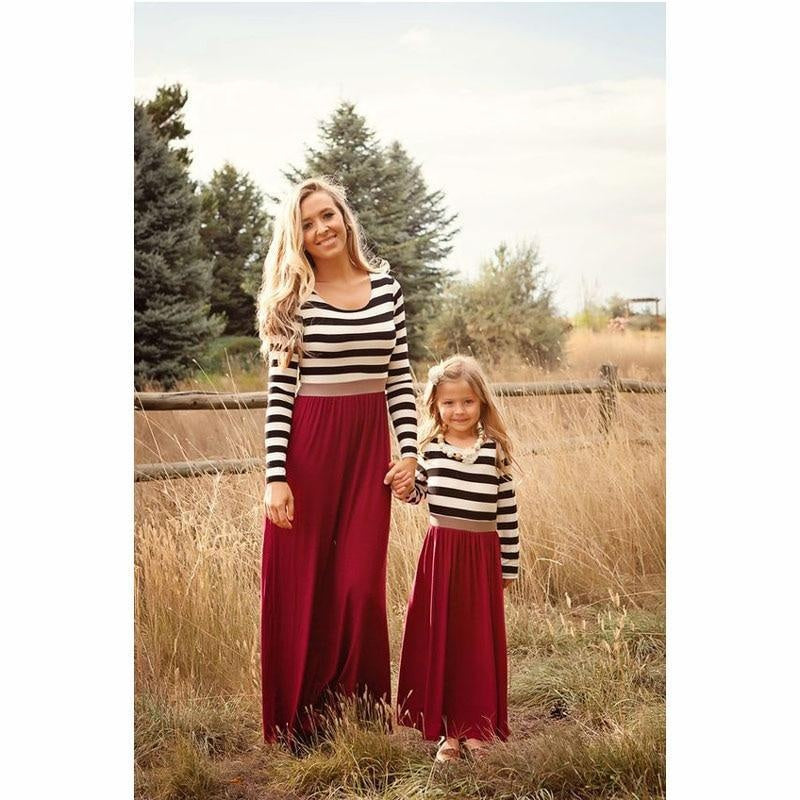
[134, 363, 665, 483]
[134, 378, 664, 412]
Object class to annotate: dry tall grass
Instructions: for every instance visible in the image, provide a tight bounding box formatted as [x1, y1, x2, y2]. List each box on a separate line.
[134, 330, 665, 799]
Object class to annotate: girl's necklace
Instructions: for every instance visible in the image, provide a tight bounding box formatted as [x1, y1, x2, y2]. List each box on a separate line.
[437, 426, 486, 464]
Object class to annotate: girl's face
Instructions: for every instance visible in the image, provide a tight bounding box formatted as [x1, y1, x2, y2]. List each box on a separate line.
[436, 378, 482, 436]
[300, 191, 348, 262]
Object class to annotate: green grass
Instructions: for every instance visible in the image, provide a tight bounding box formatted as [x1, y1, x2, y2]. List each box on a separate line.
[135, 602, 665, 799]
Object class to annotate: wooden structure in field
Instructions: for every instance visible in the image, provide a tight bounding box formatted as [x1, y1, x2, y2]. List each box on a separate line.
[626, 297, 661, 318]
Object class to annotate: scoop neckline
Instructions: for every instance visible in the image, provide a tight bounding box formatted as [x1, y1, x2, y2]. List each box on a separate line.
[310, 272, 374, 312]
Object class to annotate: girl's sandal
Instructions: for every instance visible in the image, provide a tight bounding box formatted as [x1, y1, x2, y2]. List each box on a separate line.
[462, 738, 490, 760]
[435, 737, 461, 763]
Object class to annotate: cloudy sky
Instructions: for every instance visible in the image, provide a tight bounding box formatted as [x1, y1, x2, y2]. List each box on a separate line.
[135, 1, 665, 314]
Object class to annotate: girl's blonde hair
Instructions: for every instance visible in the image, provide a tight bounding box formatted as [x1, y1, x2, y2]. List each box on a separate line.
[419, 355, 514, 473]
[256, 177, 384, 365]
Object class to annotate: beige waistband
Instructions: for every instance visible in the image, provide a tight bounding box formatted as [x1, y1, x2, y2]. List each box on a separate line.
[297, 378, 387, 397]
[429, 514, 497, 533]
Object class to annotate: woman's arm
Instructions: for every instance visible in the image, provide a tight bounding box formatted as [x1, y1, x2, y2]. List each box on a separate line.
[497, 472, 520, 580]
[264, 349, 300, 484]
[385, 279, 418, 460]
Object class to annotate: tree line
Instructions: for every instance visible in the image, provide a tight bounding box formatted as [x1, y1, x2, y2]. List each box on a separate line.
[134, 85, 563, 389]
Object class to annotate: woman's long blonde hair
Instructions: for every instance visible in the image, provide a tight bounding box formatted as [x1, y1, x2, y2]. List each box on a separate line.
[418, 355, 515, 473]
[256, 177, 384, 364]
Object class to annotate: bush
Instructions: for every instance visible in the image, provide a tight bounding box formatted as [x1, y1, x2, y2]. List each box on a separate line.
[425, 242, 566, 368]
[626, 314, 663, 332]
[604, 293, 629, 319]
[197, 335, 261, 374]
[573, 303, 611, 332]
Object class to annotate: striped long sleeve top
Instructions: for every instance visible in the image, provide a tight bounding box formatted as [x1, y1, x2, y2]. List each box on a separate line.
[265, 270, 418, 483]
[406, 438, 521, 579]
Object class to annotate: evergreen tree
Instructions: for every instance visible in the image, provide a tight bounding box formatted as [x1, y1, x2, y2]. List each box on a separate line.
[134, 103, 223, 388]
[241, 218, 273, 302]
[286, 102, 458, 358]
[199, 163, 271, 335]
[284, 102, 386, 239]
[377, 141, 458, 355]
[143, 83, 192, 168]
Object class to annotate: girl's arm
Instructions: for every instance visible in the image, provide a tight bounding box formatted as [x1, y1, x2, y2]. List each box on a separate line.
[497, 471, 520, 580]
[264, 349, 300, 483]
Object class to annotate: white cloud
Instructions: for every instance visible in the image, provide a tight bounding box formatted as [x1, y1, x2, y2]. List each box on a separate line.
[398, 28, 431, 47]
[360, 79, 666, 310]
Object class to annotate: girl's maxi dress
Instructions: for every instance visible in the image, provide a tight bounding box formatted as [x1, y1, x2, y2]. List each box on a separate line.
[261, 270, 418, 742]
[397, 438, 520, 742]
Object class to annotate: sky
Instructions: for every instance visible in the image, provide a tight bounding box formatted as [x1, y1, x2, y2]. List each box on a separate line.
[134, 1, 665, 315]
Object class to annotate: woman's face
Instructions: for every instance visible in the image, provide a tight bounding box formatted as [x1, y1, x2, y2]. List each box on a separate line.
[300, 191, 348, 262]
[436, 378, 482, 436]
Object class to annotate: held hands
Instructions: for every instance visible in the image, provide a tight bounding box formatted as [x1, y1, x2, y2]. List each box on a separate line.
[384, 457, 416, 501]
[264, 481, 295, 529]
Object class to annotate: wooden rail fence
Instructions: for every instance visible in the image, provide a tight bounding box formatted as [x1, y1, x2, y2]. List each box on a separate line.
[134, 363, 665, 483]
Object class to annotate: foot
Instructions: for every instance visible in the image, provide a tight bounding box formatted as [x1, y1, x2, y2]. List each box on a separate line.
[462, 737, 490, 759]
[435, 736, 461, 762]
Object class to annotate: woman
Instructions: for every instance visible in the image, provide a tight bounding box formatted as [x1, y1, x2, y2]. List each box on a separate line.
[256, 177, 418, 743]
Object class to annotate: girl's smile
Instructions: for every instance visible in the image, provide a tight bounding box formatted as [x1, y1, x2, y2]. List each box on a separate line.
[436, 378, 482, 443]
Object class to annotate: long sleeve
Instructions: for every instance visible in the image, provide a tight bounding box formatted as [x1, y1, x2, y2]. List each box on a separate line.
[264, 349, 300, 483]
[496, 471, 520, 579]
[385, 281, 418, 459]
[405, 459, 428, 505]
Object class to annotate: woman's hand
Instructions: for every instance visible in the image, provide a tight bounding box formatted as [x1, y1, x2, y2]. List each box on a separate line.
[384, 457, 416, 500]
[502, 579, 514, 590]
[264, 481, 295, 529]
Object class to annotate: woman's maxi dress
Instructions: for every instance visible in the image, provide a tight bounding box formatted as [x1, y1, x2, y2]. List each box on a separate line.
[261, 271, 418, 742]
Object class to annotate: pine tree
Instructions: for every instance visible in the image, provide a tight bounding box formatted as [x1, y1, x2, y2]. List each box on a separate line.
[134, 103, 223, 388]
[143, 83, 192, 168]
[286, 102, 458, 358]
[241, 218, 273, 302]
[284, 101, 386, 241]
[199, 163, 271, 335]
[376, 141, 458, 355]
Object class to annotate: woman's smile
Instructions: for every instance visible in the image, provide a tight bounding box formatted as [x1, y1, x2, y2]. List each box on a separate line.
[301, 190, 348, 260]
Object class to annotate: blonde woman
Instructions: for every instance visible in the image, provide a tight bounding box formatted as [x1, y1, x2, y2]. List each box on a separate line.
[390, 355, 519, 761]
[257, 177, 418, 744]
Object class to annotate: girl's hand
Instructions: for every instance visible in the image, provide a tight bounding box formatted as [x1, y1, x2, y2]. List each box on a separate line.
[391, 482, 412, 501]
[384, 457, 416, 500]
[502, 579, 514, 590]
[264, 481, 295, 529]
[391, 464, 414, 499]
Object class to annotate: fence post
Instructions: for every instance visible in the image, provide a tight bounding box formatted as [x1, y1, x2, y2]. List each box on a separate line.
[599, 363, 619, 434]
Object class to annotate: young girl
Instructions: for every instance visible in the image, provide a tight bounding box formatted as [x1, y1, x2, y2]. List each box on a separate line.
[391, 355, 519, 762]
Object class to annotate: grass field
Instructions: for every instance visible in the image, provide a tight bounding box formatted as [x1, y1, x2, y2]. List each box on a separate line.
[134, 329, 665, 799]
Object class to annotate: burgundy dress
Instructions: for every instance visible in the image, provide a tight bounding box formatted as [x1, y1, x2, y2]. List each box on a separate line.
[261, 271, 417, 742]
[396, 439, 520, 742]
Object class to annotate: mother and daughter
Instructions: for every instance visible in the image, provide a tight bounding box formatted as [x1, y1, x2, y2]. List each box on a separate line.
[257, 177, 521, 762]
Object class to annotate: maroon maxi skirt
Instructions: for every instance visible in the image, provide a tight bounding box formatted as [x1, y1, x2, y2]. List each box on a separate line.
[261, 391, 392, 742]
[397, 526, 509, 742]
